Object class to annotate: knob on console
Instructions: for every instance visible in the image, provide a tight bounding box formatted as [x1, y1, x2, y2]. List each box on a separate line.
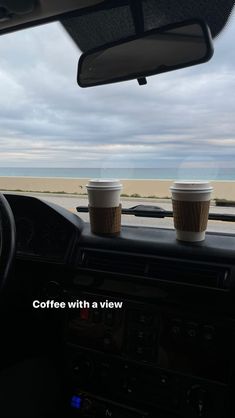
[186, 385, 208, 417]
[72, 357, 93, 382]
[82, 397, 93, 412]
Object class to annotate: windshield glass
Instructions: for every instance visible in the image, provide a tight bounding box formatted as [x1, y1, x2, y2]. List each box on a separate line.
[0, 14, 234, 233]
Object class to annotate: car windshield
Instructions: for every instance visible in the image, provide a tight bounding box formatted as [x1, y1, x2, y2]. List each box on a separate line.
[0, 13, 234, 233]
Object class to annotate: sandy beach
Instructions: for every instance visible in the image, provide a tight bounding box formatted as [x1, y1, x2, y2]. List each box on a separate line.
[0, 177, 234, 200]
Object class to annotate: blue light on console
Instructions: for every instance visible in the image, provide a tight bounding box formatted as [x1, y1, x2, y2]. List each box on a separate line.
[71, 395, 82, 409]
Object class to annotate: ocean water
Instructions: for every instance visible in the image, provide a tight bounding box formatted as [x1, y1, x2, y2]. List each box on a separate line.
[0, 167, 234, 180]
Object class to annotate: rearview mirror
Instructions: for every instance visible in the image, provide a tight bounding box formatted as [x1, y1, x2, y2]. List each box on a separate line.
[77, 19, 213, 88]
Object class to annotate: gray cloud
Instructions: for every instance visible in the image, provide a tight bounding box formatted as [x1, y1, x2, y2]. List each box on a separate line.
[0, 16, 234, 168]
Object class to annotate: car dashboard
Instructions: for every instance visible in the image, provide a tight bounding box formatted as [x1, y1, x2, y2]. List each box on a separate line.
[5, 194, 235, 418]
[5, 194, 82, 263]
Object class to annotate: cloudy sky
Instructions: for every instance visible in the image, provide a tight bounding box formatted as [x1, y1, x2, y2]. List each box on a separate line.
[0, 12, 235, 170]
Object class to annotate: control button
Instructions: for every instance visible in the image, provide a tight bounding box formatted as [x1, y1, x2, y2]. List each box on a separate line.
[198, 401, 204, 417]
[185, 322, 198, 339]
[136, 346, 144, 355]
[203, 325, 215, 342]
[171, 394, 180, 409]
[187, 385, 208, 417]
[187, 328, 197, 338]
[73, 365, 80, 375]
[44, 281, 61, 298]
[170, 319, 182, 338]
[132, 311, 154, 325]
[131, 345, 153, 360]
[121, 376, 137, 395]
[137, 330, 145, 339]
[99, 362, 111, 381]
[82, 397, 93, 411]
[103, 334, 112, 349]
[139, 313, 153, 325]
[72, 357, 93, 379]
[105, 311, 115, 326]
[132, 329, 153, 344]
[80, 308, 89, 321]
[92, 309, 102, 323]
[159, 375, 168, 385]
[171, 325, 181, 336]
[71, 395, 82, 410]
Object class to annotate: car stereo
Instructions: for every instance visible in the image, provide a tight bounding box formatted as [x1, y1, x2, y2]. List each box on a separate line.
[65, 284, 232, 418]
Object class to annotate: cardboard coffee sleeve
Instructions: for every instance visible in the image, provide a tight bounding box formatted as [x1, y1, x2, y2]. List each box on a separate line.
[89, 205, 122, 235]
[86, 179, 122, 236]
[172, 200, 210, 232]
[170, 181, 213, 242]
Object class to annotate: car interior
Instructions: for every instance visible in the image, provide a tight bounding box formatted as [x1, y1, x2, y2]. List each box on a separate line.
[0, 1, 235, 417]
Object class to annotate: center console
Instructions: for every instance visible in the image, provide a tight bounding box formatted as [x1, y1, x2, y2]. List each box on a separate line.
[64, 228, 235, 418]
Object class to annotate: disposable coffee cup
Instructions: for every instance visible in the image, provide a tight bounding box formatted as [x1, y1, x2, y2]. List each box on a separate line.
[86, 179, 122, 235]
[170, 181, 213, 242]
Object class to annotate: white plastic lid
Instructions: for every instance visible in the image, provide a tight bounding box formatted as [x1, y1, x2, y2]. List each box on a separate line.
[170, 181, 213, 192]
[86, 178, 122, 190]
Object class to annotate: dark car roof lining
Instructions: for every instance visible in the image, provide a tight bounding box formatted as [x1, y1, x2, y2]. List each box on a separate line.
[0, 0, 234, 50]
[0, 0, 106, 34]
[62, 0, 235, 52]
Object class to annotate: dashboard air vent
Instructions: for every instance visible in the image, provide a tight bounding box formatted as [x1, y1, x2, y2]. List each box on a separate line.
[148, 261, 229, 289]
[78, 249, 230, 289]
[79, 249, 147, 276]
